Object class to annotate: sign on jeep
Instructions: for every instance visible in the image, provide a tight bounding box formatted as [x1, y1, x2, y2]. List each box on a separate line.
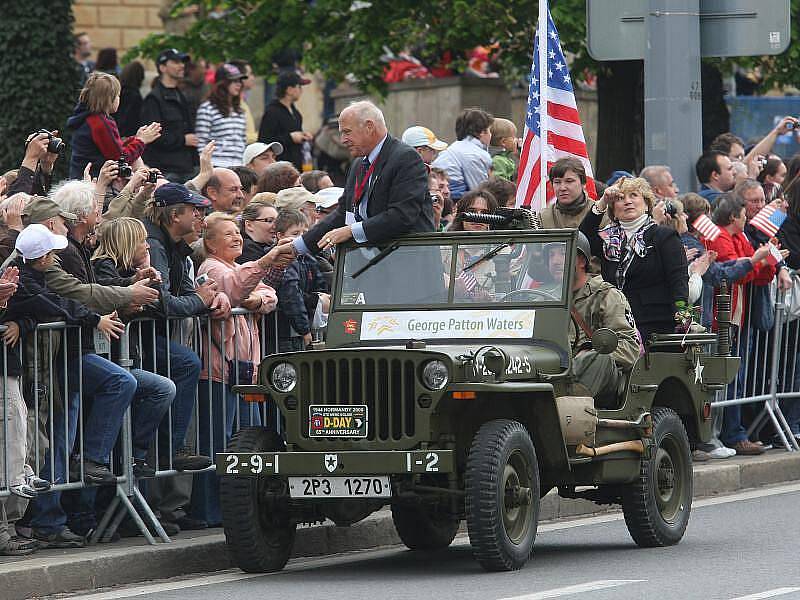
[217, 227, 739, 573]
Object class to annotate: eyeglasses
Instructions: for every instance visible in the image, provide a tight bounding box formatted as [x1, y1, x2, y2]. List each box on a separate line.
[249, 217, 275, 224]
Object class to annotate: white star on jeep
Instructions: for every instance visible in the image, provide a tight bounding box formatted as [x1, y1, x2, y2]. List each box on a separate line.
[694, 360, 704, 385]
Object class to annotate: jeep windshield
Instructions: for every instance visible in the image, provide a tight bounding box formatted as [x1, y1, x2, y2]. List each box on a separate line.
[336, 237, 570, 308]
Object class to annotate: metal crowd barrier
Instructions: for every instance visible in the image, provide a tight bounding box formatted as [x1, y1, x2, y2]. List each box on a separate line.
[713, 281, 800, 452]
[0, 309, 283, 547]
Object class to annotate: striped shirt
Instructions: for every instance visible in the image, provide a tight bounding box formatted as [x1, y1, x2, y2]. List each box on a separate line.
[195, 101, 247, 167]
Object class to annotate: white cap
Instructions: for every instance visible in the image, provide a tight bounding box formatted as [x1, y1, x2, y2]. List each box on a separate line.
[242, 141, 284, 166]
[314, 187, 343, 209]
[401, 126, 448, 151]
[15, 224, 68, 261]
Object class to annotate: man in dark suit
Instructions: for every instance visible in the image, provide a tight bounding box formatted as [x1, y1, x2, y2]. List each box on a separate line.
[292, 101, 433, 257]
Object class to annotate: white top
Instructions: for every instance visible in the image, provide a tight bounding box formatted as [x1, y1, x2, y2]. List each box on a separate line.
[195, 101, 247, 167]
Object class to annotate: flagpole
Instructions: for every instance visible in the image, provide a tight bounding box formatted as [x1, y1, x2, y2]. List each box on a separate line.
[538, 0, 549, 208]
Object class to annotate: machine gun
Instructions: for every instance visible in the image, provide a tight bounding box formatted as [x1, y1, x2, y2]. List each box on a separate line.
[459, 206, 540, 231]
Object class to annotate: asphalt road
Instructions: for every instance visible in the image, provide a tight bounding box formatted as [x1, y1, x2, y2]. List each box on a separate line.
[65, 483, 800, 600]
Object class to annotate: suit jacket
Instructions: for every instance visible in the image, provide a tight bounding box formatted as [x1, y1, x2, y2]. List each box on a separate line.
[302, 135, 433, 252]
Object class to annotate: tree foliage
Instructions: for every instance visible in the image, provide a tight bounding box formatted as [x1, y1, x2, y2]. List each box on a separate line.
[0, 1, 78, 176]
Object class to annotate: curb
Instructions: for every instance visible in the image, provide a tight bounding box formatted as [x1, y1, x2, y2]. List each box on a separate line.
[2, 451, 798, 599]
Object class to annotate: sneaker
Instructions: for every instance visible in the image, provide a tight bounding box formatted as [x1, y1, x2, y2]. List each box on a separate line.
[691, 449, 712, 462]
[709, 446, 736, 459]
[133, 458, 156, 479]
[10, 483, 38, 499]
[25, 474, 51, 492]
[34, 527, 86, 549]
[0, 537, 38, 556]
[169, 449, 212, 472]
[70, 459, 117, 485]
[732, 439, 765, 456]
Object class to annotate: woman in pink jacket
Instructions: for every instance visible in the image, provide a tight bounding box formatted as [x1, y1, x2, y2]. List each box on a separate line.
[190, 211, 281, 526]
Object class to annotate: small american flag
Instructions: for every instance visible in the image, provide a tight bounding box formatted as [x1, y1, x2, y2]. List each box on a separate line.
[692, 214, 721, 242]
[749, 204, 787, 238]
[515, 0, 596, 210]
[456, 269, 478, 293]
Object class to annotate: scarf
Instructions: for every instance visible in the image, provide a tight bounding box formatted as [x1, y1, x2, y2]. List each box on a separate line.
[555, 192, 588, 216]
[598, 214, 656, 289]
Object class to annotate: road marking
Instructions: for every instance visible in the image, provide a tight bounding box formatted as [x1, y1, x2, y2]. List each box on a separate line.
[497, 580, 645, 600]
[728, 589, 800, 600]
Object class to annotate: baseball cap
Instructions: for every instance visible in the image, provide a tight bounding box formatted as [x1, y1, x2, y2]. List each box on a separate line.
[23, 196, 77, 224]
[277, 71, 311, 88]
[243, 142, 284, 166]
[606, 170, 633, 186]
[314, 187, 343, 209]
[153, 183, 211, 208]
[402, 126, 448, 151]
[275, 187, 315, 211]
[157, 48, 189, 65]
[215, 63, 248, 83]
[15, 224, 68, 261]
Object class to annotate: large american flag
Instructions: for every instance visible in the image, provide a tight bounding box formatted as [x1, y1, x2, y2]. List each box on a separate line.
[515, 2, 596, 210]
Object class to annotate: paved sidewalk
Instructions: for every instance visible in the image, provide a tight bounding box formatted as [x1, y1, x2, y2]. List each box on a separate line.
[2, 450, 799, 599]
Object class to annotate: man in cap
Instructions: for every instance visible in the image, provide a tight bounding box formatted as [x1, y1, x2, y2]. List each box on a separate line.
[313, 186, 342, 224]
[202, 168, 246, 214]
[401, 126, 448, 166]
[569, 232, 640, 401]
[275, 186, 317, 225]
[242, 141, 284, 177]
[141, 49, 196, 183]
[258, 71, 313, 171]
[10, 224, 135, 547]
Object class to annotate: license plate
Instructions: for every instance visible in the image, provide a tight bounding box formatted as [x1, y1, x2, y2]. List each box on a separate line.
[288, 476, 391, 498]
[309, 405, 368, 438]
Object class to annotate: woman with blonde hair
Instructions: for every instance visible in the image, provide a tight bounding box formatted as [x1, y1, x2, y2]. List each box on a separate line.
[90, 217, 210, 477]
[580, 176, 689, 342]
[68, 71, 162, 180]
[190, 211, 282, 526]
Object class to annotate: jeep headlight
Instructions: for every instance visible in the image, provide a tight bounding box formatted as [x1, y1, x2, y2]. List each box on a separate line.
[271, 362, 297, 392]
[421, 360, 449, 390]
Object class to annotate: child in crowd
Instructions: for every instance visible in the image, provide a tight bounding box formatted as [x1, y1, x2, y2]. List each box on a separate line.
[489, 118, 519, 182]
[273, 209, 329, 352]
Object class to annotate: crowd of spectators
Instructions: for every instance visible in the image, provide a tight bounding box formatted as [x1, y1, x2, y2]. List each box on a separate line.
[1, 32, 799, 560]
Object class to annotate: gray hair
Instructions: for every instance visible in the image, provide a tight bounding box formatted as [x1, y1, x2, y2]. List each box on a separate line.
[639, 165, 671, 189]
[50, 179, 96, 220]
[344, 100, 386, 129]
[733, 178, 764, 203]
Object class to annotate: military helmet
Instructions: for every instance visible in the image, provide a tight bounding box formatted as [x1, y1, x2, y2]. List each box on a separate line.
[575, 232, 591, 263]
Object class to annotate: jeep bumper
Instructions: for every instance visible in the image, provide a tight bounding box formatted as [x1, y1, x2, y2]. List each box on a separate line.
[216, 450, 455, 476]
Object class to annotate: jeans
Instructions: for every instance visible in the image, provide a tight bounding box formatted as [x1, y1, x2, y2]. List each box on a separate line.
[131, 369, 175, 460]
[31, 354, 136, 535]
[189, 380, 261, 526]
[151, 337, 201, 458]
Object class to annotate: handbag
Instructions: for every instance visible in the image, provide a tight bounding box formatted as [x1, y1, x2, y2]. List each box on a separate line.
[209, 317, 256, 384]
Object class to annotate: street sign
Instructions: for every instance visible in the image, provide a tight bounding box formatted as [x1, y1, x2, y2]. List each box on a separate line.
[588, 0, 791, 60]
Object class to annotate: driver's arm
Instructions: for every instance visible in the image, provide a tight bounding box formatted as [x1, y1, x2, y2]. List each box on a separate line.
[599, 288, 641, 368]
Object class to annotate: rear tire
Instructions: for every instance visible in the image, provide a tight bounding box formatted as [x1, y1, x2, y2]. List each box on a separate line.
[465, 419, 539, 571]
[220, 427, 296, 573]
[391, 502, 460, 550]
[621, 407, 692, 547]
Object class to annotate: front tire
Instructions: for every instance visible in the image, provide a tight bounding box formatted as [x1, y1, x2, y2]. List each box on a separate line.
[391, 502, 460, 550]
[465, 419, 540, 571]
[621, 407, 693, 547]
[220, 428, 296, 572]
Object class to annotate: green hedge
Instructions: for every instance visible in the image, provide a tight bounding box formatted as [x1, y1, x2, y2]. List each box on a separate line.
[0, 1, 78, 179]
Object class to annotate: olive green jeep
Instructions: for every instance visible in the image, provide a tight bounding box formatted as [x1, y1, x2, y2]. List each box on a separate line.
[217, 227, 738, 573]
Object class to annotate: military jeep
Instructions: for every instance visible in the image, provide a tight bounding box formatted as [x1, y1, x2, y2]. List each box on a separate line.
[217, 227, 738, 573]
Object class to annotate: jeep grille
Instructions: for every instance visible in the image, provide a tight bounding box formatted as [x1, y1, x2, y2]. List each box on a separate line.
[297, 357, 417, 441]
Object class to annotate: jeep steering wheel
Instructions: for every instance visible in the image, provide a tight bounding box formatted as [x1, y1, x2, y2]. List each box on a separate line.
[502, 288, 560, 303]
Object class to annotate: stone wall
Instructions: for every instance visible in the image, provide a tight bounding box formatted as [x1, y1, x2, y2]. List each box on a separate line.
[73, 0, 164, 55]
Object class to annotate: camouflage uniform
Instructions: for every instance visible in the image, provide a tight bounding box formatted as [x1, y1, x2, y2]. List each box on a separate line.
[569, 276, 641, 398]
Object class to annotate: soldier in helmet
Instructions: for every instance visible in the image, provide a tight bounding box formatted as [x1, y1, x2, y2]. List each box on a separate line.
[570, 232, 641, 400]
